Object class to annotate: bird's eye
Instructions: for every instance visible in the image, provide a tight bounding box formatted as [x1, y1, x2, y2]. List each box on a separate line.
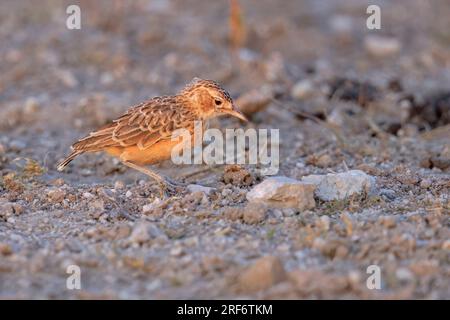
[215, 99, 222, 106]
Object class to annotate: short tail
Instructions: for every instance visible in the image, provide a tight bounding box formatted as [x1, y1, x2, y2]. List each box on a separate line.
[57, 150, 83, 171]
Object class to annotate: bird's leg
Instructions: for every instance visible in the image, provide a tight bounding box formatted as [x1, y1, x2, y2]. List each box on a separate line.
[121, 160, 184, 196]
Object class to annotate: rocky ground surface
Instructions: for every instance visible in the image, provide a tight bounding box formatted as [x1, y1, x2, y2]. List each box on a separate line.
[0, 0, 449, 299]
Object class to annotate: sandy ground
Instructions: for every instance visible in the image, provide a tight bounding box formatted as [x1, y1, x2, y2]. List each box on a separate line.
[0, 0, 449, 299]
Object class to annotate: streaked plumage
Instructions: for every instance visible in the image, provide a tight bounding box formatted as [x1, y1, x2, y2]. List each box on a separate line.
[57, 78, 247, 194]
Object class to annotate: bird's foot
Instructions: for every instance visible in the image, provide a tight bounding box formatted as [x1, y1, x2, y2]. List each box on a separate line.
[157, 178, 186, 198]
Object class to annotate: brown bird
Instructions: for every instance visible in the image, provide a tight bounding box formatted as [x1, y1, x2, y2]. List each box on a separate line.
[57, 78, 247, 193]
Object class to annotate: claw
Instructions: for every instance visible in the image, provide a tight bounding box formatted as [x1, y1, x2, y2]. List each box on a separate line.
[158, 178, 186, 198]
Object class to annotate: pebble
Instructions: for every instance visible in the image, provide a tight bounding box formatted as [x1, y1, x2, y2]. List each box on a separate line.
[170, 246, 184, 257]
[396, 268, 414, 282]
[235, 85, 276, 116]
[419, 179, 432, 189]
[187, 184, 214, 195]
[142, 198, 161, 214]
[128, 222, 151, 244]
[82, 192, 94, 199]
[291, 79, 315, 100]
[114, 180, 125, 190]
[302, 170, 376, 201]
[317, 215, 331, 231]
[238, 256, 287, 292]
[125, 190, 133, 198]
[47, 189, 66, 203]
[24, 97, 40, 115]
[243, 203, 267, 224]
[55, 69, 79, 88]
[90, 199, 105, 212]
[380, 188, 396, 201]
[246, 176, 316, 210]
[0, 242, 12, 255]
[9, 140, 26, 152]
[364, 35, 401, 57]
[379, 215, 396, 228]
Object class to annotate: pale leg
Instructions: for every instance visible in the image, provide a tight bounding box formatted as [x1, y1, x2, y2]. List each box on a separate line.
[121, 160, 184, 196]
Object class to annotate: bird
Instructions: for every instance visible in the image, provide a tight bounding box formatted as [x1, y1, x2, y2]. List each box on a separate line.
[57, 78, 248, 194]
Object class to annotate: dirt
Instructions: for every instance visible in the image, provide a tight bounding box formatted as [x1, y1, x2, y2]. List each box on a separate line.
[0, 0, 449, 299]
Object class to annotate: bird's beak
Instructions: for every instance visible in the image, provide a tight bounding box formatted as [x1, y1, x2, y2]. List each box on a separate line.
[224, 105, 248, 122]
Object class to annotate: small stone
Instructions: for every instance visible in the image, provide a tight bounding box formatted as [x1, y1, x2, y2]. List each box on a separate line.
[9, 140, 26, 152]
[223, 165, 253, 186]
[125, 190, 133, 198]
[115, 225, 131, 239]
[52, 178, 65, 187]
[380, 188, 396, 201]
[238, 256, 287, 292]
[312, 237, 326, 251]
[128, 222, 151, 244]
[223, 207, 243, 221]
[11, 203, 23, 215]
[187, 184, 214, 195]
[82, 192, 94, 199]
[335, 245, 349, 258]
[114, 180, 125, 190]
[142, 198, 161, 214]
[364, 35, 401, 57]
[317, 215, 330, 231]
[419, 179, 432, 189]
[442, 240, 450, 250]
[0, 203, 14, 218]
[291, 80, 315, 100]
[24, 97, 39, 115]
[243, 203, 267, 224]
[379, 215, 396, 228]
[170, 246, 183, 256]
[55, 69, 79, 88]
[235, 85, 276, 116]
[47, 189, 66, 203]
[316, 154, 333, 168]
[246, 176, 316, 210]
[90, 199, 104, 212]
[221, 188, 232, 197]
[302, 170, 376, 201]
[0, 243, 12, 255]
[7, 217, 16, 224]
[396, 268, 414, 282]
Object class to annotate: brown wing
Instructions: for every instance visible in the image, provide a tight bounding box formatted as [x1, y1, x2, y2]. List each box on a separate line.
[71, 96, 196, 152]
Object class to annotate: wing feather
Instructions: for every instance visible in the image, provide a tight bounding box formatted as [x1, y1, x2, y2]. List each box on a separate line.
[71, 96, 196, 152]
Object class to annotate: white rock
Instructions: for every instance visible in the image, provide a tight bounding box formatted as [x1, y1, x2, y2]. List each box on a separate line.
[142, 198, 161, 214]
[128, 222, 150, 244]
[187, 184, 214, 195]
[291, 80, 315, 100]
[302, 170, 376, 201]
[364, 35, 401, 57]
[55, 69, 79, 88]
[82, 192, 94, 199]
[396, 268, 414, 281]
[246, 176, 316, 210]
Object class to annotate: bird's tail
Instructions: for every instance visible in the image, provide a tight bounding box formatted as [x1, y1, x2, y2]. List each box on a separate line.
[57, 150, 83, 171]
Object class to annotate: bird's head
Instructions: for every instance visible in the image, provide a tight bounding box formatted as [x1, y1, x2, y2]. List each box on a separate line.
[180, 78, 248, 122]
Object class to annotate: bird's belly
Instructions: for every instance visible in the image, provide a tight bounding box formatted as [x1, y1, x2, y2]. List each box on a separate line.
[105, 139, 182, 165]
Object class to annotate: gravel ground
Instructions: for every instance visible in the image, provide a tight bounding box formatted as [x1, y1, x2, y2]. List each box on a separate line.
[0, 0, 449, 299]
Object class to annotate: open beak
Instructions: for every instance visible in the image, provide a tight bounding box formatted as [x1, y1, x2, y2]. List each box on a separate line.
[224, 105, 248, 122]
